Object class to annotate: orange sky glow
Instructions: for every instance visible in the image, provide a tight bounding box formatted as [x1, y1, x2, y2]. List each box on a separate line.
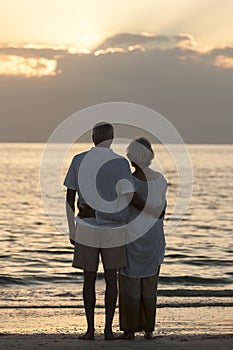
[0, 0, 232, 77]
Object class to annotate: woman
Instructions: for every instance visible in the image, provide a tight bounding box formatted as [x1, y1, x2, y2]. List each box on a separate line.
[119, 137, 167, 340]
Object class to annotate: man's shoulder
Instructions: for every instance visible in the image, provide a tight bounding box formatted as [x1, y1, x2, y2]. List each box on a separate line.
[111, 151, 128, 163]
[110, 153, 131, 171]
[72, 151, 89, 163]
[89, 147, 129, 166]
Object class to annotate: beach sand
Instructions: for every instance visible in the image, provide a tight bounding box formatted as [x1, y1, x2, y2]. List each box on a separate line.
[1, 306, 232, 349]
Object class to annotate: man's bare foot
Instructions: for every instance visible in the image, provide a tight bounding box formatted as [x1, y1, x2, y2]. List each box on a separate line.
[78, 330, 95, 341]
[144, 331, 153, 339]
[118, 332, 135, 340]
[104, 330, 116, 340]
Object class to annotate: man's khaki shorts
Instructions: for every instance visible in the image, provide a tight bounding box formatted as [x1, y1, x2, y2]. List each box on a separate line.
[72, 243, 127, 271]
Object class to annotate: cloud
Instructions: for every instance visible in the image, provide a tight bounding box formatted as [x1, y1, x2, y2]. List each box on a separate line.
[213, 55, 233, 68]
[179, 46, 233, 69]
[93, 32, 233, 70]
[0, 44, 64, 77]
[0, 33, 232, 79]
[0, 44, 68, 62]
[204, 47, 233, 68]
[0, 54, 58, 77]
[0, 36, 232, 143]
[0, 43, 93, 77]
[94, 47, 127, 56]
[206, 47, 233, 57]
[175, 33, 198, 50]
[94, 32, 197, 53]
[95, 32, 169, 49]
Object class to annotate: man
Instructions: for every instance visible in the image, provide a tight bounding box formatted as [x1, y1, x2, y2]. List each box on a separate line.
[64, 122, 137, 340]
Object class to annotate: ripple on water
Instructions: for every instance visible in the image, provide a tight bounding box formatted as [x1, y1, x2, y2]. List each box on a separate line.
[0, 144, 233, 296]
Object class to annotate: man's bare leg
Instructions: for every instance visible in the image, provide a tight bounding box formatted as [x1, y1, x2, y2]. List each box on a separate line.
[79, 270, 97, 340]
[104, 269, 117, 340]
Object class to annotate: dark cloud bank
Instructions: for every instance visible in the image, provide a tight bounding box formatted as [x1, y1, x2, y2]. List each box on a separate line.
[0, 33, 232, 143]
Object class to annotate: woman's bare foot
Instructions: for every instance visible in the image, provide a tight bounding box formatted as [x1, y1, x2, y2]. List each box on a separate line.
[144, 331, 153, 339]
[78, 330, 95, 340]
[118, 332, 135, 340]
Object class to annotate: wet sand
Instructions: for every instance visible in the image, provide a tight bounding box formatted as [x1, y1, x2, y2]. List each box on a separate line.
[0, 306, 232, 349]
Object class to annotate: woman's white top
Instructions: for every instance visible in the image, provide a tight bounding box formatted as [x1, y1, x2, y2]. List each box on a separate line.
[120, 173, 167, 278]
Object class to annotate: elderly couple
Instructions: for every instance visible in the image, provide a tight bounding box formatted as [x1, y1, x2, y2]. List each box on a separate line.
[64, 122, 167, 341]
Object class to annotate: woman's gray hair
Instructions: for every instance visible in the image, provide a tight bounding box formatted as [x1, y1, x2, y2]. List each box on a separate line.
[127, 137, 154, 167]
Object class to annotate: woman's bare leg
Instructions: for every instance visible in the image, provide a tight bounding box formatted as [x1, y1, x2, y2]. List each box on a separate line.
[104, 269, 117, 340]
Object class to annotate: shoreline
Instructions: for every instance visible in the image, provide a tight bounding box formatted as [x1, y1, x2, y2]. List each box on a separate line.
[0, 334, 233, 350]
[1, 334, 232, 350]
[1, 305, 232, 336]
[0, 290, 232, 349]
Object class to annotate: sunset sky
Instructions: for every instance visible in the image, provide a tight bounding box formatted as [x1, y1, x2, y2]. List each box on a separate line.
[0, 0, 232, 142]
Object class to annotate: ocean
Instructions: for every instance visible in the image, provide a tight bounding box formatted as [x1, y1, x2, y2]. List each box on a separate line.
[0, 143, 232, 309]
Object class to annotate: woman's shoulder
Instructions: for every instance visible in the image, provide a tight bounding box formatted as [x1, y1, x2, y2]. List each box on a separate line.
[145, 169, 166, 182]
[132, 168, 167, 184]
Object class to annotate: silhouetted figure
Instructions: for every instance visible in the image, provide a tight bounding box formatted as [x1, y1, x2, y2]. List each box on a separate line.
[118, 138, 167, 340]
[64, 122, 145, 340]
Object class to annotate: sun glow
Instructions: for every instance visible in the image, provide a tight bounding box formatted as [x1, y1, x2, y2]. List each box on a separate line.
[76, 33, 105, 50]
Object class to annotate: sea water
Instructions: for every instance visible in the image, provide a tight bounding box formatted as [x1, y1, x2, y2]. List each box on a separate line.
[0, 143, 232, 308]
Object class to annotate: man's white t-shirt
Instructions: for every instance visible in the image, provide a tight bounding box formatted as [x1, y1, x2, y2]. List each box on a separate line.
[64, 147, 135, 225]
